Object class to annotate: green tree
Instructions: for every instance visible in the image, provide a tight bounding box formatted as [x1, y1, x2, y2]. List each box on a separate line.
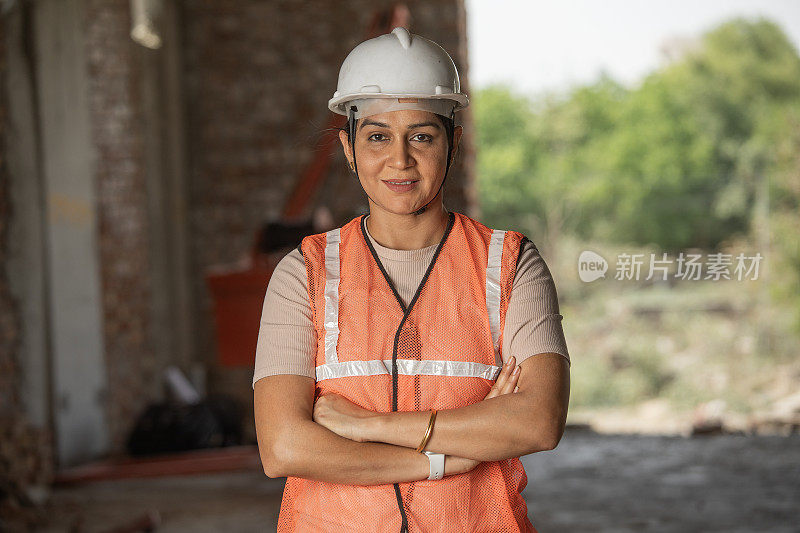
[475, 17, 800, 255]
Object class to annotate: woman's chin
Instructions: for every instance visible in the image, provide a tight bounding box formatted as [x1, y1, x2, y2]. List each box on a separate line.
[367, 189, 440, 215]
[394, 202, 433, 215]
[374, 197, 424, 215]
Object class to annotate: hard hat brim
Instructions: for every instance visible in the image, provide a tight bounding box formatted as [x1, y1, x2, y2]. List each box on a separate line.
[328, 92, 469, 116]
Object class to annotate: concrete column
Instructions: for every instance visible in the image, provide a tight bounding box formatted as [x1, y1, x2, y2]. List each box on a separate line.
[32, 0, 108, 467]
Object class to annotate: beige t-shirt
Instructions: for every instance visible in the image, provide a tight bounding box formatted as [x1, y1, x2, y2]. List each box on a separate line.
[252, 219, 570, 388]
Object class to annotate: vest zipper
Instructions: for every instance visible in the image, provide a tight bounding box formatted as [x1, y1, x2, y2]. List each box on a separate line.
[359, 212, 456, 533]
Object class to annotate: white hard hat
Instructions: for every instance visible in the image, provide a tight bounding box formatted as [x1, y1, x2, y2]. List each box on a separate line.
[328, 27, 469, 118]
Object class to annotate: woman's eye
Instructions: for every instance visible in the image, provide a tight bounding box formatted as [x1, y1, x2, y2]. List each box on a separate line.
[366, 132, 432, 143]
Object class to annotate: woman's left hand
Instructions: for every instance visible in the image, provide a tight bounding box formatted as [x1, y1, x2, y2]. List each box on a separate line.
[312, 392, 376, 442]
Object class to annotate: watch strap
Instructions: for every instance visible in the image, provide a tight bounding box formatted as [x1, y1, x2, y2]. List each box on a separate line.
[422, 451, 445, 480]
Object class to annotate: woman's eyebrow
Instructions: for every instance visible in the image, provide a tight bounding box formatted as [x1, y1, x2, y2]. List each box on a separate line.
[359, 119, 389, 130]
[359, 120, 441, 130]
[407, 121, 441, 130]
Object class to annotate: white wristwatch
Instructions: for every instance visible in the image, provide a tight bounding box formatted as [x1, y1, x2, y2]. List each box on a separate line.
[422, 451, 445, 480]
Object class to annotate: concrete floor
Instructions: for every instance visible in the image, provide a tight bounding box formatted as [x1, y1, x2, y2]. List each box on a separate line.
[38, 429, 800, 532]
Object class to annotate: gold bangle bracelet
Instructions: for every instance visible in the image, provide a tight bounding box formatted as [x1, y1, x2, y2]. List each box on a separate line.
[415, 409, 438, 453]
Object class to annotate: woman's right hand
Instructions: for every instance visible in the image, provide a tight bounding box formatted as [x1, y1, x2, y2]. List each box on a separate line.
[444, 356, 522, 476]
[444, 454, 482, 475]
[484, 355, 521, 400]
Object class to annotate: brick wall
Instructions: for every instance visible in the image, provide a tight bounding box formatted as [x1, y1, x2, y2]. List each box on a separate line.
[84, 0, 159, 454]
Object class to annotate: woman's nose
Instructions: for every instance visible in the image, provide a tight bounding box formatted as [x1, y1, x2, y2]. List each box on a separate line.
[389, 139, 413, 169]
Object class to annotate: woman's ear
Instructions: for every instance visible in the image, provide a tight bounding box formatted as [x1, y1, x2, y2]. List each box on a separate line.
[452, 125, 463, 153]
[338, 129, 353, 165]
[450, 125, 463, 165]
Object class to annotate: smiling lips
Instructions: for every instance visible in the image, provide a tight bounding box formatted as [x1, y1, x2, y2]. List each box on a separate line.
[383, 179, 419, 192]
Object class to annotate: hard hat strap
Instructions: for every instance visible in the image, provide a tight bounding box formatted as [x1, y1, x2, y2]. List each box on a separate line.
[348, 105, 358, 178]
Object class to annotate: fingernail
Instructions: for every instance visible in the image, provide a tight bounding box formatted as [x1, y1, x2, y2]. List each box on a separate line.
[514, 386, 519, 392]
[513, 366, 520, 374]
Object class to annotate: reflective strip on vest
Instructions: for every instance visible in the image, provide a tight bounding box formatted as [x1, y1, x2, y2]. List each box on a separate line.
[315, 358, 502, 382]
[486, 229, 506, 367]
[323, 228, 341, 364]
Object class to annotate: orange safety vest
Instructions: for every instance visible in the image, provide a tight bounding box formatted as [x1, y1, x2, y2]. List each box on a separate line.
[279, 211, 537, 532]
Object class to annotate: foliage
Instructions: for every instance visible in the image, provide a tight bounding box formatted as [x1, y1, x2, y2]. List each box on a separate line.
[475, 17, 800, 251]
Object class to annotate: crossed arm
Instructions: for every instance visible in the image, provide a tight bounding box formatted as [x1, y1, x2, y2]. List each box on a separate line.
[254, 352, 569, 485]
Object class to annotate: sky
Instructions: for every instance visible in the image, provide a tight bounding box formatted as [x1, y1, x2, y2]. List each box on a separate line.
[465, 0, 800, 97]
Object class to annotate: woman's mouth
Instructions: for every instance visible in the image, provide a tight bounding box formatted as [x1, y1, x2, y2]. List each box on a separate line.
[383, 179, 419, 193]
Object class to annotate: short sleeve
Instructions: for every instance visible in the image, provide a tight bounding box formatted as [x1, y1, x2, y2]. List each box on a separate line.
[252, 247, 317, 389]
[502, 239, 571, 367]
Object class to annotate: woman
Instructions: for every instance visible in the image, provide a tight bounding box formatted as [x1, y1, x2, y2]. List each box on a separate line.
[253, 27, 571, 532]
